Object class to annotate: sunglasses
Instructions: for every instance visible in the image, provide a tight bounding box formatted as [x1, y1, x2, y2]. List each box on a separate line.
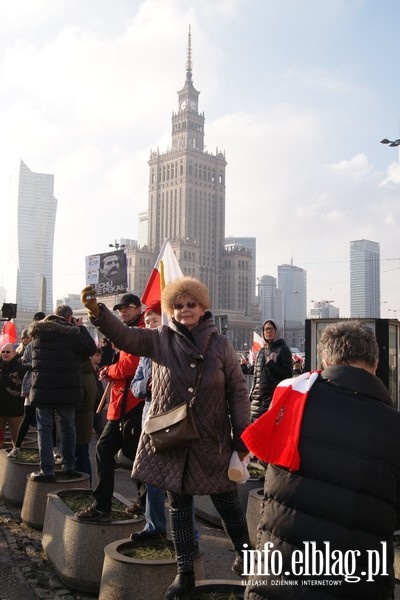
[173, 301, 198, 310]
[1, 351, 11, 354]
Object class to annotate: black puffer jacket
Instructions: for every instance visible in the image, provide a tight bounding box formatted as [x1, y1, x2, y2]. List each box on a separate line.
[28, 315, 97, 409]
[249, 320, 293, 421]
[0, 355, 27, 416]
[245, 366, 400, 600]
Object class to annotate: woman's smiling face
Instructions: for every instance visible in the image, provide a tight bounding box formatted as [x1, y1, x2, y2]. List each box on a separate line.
[172, 296, 205, 330]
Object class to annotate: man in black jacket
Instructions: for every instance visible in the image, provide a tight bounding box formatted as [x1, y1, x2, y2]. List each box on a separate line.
[244, 320, 400, 600]
[28, 305, 96, 482]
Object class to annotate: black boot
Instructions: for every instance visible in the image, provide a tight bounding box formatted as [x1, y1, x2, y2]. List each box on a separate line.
[163, 571, 195, 600]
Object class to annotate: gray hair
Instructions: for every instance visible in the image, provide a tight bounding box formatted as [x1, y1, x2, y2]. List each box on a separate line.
[54, 305, 73, 320]
[318, 320, 379, 368]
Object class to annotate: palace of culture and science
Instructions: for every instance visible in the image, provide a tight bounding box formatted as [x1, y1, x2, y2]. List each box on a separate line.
[121, 31, 261, 350]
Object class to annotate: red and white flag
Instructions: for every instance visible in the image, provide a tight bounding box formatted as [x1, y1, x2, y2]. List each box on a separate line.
[0, 320, 17, 349]
[242, 371, 320, 471]
[249, 331, 265, 364]
[141, 239, 183, 322]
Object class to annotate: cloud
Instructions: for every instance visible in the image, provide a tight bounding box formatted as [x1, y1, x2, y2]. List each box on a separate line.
[2, 0, 400, 318]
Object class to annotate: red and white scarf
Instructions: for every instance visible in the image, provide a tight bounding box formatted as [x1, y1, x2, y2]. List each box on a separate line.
[241, 371, 320, 472]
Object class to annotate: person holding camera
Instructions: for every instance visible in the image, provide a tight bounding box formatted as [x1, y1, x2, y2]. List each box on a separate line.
[28, 305, 96, 482]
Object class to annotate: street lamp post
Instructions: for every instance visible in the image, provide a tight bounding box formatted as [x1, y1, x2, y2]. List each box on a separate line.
[380, 138, 400, 147]
[109, 241, 126, 251]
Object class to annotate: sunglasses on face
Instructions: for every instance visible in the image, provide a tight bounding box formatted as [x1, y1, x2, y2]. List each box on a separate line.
[173, 301, 198, 310]
[1, 351, 11, 354]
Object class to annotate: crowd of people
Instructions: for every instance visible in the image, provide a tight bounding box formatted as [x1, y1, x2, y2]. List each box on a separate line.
[0, 276, 399, 600]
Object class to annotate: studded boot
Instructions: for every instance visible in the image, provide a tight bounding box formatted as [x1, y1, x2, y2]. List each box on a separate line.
[163, 571, 195, 600]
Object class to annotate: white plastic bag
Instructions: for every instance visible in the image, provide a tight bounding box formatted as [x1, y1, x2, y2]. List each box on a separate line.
[228, 451, 251, 484]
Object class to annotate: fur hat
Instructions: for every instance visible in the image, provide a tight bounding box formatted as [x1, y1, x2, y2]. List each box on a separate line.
[161, 277, 210, 316]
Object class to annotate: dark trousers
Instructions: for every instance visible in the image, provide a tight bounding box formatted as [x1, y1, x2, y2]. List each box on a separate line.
[75, 443, 92, 485]
[93, 417, 145, 512]
[93, 419, 123, 512]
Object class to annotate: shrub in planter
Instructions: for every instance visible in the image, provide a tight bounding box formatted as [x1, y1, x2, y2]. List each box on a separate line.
[192, 580, 245, 599]
[21, 471, 90, 530]
[99, 537, 204, 600]
[42, 489, 146, 594]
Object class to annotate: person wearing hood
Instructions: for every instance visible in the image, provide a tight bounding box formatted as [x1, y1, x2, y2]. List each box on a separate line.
[249, 318, 293, 422]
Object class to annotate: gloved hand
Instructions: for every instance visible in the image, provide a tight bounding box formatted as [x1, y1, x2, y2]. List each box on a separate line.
[81, 286, 101, 318]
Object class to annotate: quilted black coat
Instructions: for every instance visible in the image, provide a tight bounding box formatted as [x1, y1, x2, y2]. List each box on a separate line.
[245, 365, 400, 600]
[90, 305, 250, 495]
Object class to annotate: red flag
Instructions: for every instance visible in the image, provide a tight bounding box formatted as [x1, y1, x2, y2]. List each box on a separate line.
[142, 240, 183, 320]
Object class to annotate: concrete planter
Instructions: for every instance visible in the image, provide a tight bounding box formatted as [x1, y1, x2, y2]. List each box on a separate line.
[42, 489, 146, 594]
[246, 487, 264, 548]
[395, 548, 400, 580]
[195, 580, 245, 598]
[0, 448, 40, 507]
[21, 471, 90, 530]
[99, 538, 204, 600]
[194, 462, 265, 527]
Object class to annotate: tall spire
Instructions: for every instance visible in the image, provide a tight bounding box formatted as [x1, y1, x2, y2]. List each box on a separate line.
[186, 25, 192, 81]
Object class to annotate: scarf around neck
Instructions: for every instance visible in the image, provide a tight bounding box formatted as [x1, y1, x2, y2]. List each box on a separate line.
[241, 370, 320, 471]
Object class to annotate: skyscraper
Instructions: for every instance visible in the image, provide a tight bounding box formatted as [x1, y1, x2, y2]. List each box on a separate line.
[137, 211, 149, 248]
[6, 160, 57, 313]
[257, 274, 283, 324]
[147, 29, 226, 306]
[350, 239, 380, 317]
[277, 263, 307, 350]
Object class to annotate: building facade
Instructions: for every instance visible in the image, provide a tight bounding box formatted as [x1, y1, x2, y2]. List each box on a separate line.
[350, 239, 381, 318]
[6, 160, 57, 315]
[147, 30, 226, 307]
[277, 263, 307, 350]
[309, 300, 339, 319]
[225, 236, 257, 305]
[257, 274, 283, 324]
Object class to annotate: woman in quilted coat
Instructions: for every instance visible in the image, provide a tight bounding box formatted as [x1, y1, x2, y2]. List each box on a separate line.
[81, 277, 251, 600]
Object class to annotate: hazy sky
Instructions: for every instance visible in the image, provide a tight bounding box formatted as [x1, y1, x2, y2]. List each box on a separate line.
[1, 0, 400, 317]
